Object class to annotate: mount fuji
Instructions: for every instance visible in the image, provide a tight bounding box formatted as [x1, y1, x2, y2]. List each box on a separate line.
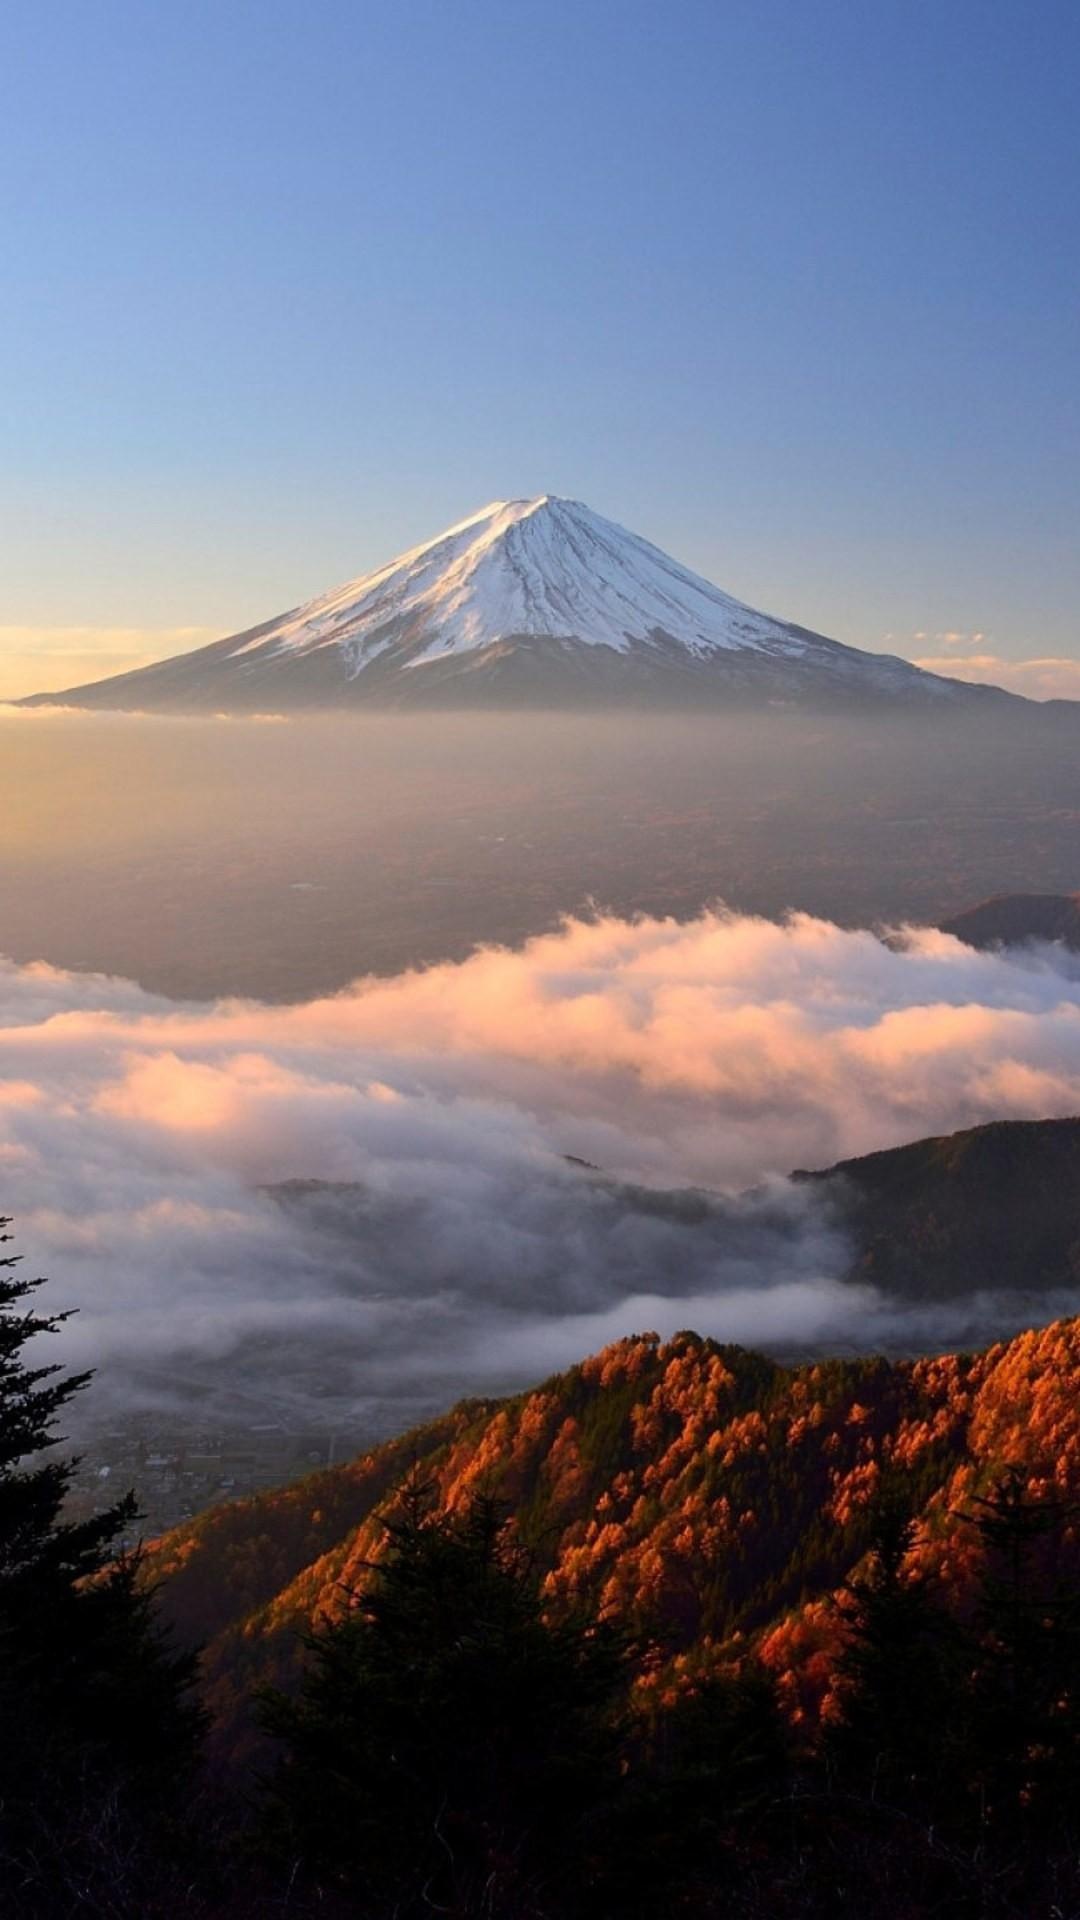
[25, 496, 1015, 713]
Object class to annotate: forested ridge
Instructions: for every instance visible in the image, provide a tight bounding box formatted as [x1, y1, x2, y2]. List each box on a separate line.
[150, 1313, 1080, 1757]
[802, 1114, 1080, 1298]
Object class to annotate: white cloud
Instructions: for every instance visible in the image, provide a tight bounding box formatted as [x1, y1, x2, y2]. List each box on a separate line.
[4, 910, 1080, 1427]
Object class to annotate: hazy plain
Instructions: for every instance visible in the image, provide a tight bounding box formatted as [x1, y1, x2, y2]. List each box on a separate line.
[3, 705, 1080, 1001]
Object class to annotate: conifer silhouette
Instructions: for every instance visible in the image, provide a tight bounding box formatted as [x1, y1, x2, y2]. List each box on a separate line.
[0, 1216, 202, 1913]
[260, 1477, 626, 1917]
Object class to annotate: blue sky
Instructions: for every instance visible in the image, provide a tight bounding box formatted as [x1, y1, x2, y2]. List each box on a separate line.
[2, 0, 1078, 696]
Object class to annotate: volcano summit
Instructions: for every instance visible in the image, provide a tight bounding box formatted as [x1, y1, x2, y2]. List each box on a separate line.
[26, 496, 1014, 713]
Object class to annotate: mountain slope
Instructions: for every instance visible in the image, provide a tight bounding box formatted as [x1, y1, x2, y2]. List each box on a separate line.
[800, 1115, 1080, 1301]
[942, 891, 1080, 952]
[25, 496, 1014, 713]
[148, 1315, 1080, 1760]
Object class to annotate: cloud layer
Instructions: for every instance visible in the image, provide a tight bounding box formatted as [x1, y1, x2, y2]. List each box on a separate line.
[4, 909, 1080, 1432]
[0, 627, 217, 702]
[912, 651, 1080, 702]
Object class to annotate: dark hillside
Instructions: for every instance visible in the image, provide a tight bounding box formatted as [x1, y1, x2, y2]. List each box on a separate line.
[799, 1117, 1080, 1300]
[942, 890, 1080, 951]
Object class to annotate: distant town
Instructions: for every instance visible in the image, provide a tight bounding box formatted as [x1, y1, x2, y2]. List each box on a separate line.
[68, 1403, 446, 1539]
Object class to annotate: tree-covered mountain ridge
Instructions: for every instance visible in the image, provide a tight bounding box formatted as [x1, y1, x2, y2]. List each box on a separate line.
[149, 1309, 1080, 1756]
[801, 1114, 1080, 1299]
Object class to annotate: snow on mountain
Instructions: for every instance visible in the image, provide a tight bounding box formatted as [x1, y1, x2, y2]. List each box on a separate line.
[232, 495, 810, 671]
[22, 496, 1017, 713]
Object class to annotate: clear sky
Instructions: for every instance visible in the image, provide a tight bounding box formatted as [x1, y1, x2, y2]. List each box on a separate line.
[2, 0, 1078, 698]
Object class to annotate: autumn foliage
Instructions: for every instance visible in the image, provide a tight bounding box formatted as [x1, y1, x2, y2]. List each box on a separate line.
[149, 1316, 1080, 1758]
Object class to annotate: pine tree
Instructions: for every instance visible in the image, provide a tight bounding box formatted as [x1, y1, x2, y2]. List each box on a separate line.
[259, 1479, 627, 1918]
[828, 1493, 958, 1812]
[0, 1217, 203, 1912]
[961, 1465, 1080, 1845]
[603, 1665, 790, 1918]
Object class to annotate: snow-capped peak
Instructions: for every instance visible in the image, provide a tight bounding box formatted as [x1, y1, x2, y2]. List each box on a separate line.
[233, 495, 807, 674]
[28, 493, 1002, 714]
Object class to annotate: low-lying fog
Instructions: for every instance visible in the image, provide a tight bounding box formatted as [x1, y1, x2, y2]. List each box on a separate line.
[4, 895, 1080, 1442]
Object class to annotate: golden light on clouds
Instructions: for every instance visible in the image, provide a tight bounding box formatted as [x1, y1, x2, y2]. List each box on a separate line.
[878, 630, 1080, 702]
[913, 653, 1080, 702]
[4, 909, 1080, 1405]
[0, 626, 216, 701]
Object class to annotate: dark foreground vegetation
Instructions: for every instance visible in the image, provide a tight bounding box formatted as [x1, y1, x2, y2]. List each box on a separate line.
[5, 1215, 1080, 1917]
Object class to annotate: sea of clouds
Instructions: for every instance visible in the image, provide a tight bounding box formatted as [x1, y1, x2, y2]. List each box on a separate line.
[3, 908, 1080, 1429]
